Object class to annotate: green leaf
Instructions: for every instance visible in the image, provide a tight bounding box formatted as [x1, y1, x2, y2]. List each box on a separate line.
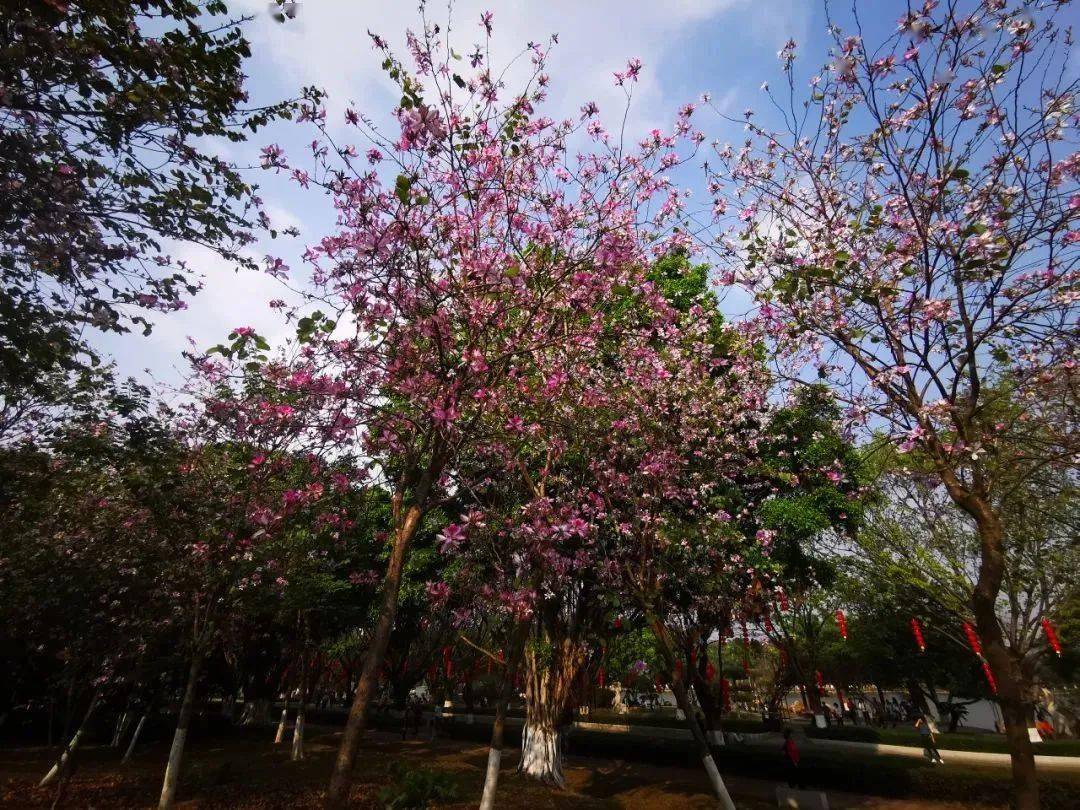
[395, 175, 411, 205]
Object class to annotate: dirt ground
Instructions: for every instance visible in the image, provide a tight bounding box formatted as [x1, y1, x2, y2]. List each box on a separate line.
[0, 726, 1009, 809]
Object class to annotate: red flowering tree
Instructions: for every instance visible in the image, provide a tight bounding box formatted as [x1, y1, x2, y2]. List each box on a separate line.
[705, 2, 1078, 805]
[262, 8, 703, 804]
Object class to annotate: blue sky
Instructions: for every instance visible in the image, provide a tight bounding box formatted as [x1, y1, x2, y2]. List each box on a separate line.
[92, 0, 947, 390]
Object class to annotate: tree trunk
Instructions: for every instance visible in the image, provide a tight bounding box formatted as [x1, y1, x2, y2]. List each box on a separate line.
[876, 684, 887, 725]
[158, 652, 203, 810]
[324, 497, 429, 808]
[274, 700, 290, 744]
[670, 678, 736, 810]
[517, 632, 586, 788]
[291, 704, 306, 761]
[111, 710, 129, 748]
[649, 619, 735, 810]
[964, 498, 1039, 810]
[480, 628, 527, 809]
[39, 690, 100, 787]
[122, 713, 148, 763]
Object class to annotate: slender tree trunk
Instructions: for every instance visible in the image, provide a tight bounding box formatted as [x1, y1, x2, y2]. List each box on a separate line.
[292, 703, 306, 761]
[274, 699, 290, 744]
[649, 619, 735, 810]
[964, 502, 1039, 810]
[158, 653, 203, 810]
[39, 690, 100, 787]
[875, 684, 887, 725]
[324, 497, 429, 808]
[111, 710, 128, 747]
[480, 627, 527, 810]
[122, 713, 148, 763]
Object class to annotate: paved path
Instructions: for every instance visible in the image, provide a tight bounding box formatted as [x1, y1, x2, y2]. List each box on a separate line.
[436, 712, 1080, 773]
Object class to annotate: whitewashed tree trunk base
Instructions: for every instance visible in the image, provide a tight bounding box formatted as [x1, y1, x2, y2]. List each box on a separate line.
[291, 710, 305, 761]
[122, 714, 147, 763]
[478, 747, 503, 810]
[518, 724, 565, 787]
[274, 707, 289, 744]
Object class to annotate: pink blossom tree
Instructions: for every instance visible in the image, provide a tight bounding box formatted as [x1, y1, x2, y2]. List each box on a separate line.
[263, 8, 703, 805]
[704, 2, 1078, 805]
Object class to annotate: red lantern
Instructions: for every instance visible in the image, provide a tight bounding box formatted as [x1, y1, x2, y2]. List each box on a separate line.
[835, 609, 848, 640]
[1042, 618, 1063, 657]
[963, 623, 983, 656]
[981, 661, 998, 694]
[814, 670, 825, 696]
[910, 618, 926, 653]
[720, 677, 731, 712]
[704, 662, 716, 683]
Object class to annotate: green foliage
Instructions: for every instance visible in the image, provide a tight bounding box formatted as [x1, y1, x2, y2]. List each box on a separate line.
[0, 0, 306, 427]
[377, 762, 460, 809]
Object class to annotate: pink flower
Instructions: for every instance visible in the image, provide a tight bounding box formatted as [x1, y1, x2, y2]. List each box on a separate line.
[437, 523, 467, 553]
[426, 581, 451, 605]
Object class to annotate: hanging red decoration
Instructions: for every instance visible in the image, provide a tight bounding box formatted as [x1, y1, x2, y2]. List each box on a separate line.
[835, 609, 848, 640]
[981, 661, 998, 694]
[1042, 619, 1063, 657]
[597, 667, 605, 688]
[720, 677, 731, 712]
[814, 670, 825, 696]
[910, 618, 926, 653]
[963, 623, 983, 656]
[704, 661, 716, 683]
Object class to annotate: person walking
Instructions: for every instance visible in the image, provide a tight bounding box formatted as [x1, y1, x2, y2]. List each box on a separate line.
[916, 716, 944, 764]
[782, 728, 805, 788]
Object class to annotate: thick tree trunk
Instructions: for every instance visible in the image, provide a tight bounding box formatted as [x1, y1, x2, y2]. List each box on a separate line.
[122, 713, 148, 763]
[519, 722, 564, 786]
[517, 631, 587, 788]
[158, 653, 203, 810]
[39, 690, 100, 787]
[324, 497, 429, 808]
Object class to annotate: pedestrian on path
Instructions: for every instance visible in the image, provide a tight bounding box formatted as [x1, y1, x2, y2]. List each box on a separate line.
[916, 715, 944, 764]
[782, 728, 805, 788]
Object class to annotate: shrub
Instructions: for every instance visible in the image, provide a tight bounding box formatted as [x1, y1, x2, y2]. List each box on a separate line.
[377, 762, 461, 810]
